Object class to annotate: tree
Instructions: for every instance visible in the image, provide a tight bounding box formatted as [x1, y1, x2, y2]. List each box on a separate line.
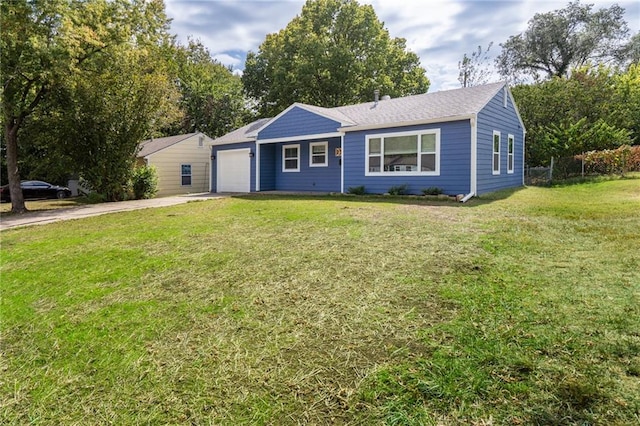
[496, 1, 629, 82]
[512, 65, 637, 166]
[59, 44, 180, 201]
[0, 0, 169, 213]
[242, 0, 429, 117]
[617, 32, 640, 68]
[458, 42, 494, 87]
[170, 39, 249, 138]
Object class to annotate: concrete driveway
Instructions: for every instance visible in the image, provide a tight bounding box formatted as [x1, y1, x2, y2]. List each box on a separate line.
[0, 193, 226, 231]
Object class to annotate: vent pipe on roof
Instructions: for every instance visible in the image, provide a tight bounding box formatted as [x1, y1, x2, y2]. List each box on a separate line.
[374, 89, 380, 105]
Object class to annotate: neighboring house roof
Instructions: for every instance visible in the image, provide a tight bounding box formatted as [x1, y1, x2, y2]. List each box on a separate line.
[211, 118, 272, 145]
[138, 133, 199, 157]
[213, 81, 511, 143]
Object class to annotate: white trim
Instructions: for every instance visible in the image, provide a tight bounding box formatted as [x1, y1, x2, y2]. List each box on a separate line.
[522, 132, 526, 186]
[256, 143, 260, 192]
[181, 163, 192, 186]
[507, 87, 527, 133]
[282, 144, 300, 172]
[252, 103, 354, 136]
[309, 141, 328, 167]
[340, 135, 344, 194]
[470, 115, 477, 195]
[365, 129, 440, 177]
[507, 134, 515, 174]
[339, 114, 474, 133]
[492, 130, 501, 175]
[209, 147, 214, 192]
[258, 132, 342, 145]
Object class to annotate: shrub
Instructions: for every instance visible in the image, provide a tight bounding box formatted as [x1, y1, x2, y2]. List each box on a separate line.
[584, 145, 640, 176]
[84, 192, 107, 204]
[347, 185, 366, 195]
[422, 187, 443, 196]
[131, 165, 158, 199]
[388, 184, 409, 195]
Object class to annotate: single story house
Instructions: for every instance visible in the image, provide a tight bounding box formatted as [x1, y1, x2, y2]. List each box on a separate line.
[211, 82, 525, 198]
[137, 132, 214, 197]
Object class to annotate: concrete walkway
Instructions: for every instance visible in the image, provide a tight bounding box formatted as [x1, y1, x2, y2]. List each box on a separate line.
[0, 193, 225, 231]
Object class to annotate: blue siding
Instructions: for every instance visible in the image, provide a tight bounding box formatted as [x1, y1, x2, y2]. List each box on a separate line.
[211, 142, 256, 192]
[258, 106, 341, 140]
[259, 144, 276, 191]
[476, 88, 525, 195]
[263, 137, 342, 192]
[343, 121, 472, 195]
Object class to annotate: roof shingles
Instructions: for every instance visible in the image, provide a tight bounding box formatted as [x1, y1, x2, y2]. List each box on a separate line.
[213, 82, 507, 144]
[137, 133, 198, 157]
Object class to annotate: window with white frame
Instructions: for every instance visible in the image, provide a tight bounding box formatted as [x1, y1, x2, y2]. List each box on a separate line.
[492, 131, 501, 175]
[283, 144, 300, 172]
[181, 164, 192, 186]
[507, 134, 514, 174]
[309, 142, 328, 167]
[366, 130, 440, 175]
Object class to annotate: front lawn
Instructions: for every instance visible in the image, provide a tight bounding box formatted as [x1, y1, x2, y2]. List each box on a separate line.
[1, 178, 639, 424]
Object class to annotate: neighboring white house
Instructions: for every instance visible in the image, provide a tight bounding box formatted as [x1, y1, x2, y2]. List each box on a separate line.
[137, 132, 213, 197]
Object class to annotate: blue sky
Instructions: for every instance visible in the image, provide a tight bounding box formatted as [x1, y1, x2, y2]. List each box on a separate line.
[165, 0, 640, 92]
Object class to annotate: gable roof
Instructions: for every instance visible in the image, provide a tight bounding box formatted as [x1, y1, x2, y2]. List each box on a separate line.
[213, 82, 511, 144]
[335, 81, 506, 131]
[137, 133, 199, 157]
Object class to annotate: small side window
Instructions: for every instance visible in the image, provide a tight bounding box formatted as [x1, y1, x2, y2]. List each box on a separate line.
[492, 131, 501, 175]
[507, 134, 515, 174]
[181, 164, 192, 186]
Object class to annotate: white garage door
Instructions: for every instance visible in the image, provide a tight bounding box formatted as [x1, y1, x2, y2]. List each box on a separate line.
[217, 148, 251, 193]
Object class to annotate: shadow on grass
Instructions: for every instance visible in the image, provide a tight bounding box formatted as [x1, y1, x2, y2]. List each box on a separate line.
[231, 186, 526, 208]
[0, 197, 90, 216]
[549, 172, 640, 188]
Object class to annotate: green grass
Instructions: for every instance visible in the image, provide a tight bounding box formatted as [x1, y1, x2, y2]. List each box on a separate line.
[1, 178, 639, 424]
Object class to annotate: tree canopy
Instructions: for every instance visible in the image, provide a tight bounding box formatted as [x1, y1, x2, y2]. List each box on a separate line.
[458, 43, 494, 87]
[512, 65, 638, 166]
[168, 39, 249, 138]
[1, 0, 175, 211]
[496, 0, 629, 82]
[242, 0, 429, 117]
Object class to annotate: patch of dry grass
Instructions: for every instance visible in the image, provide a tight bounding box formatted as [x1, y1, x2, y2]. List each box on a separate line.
[2, 180, 639, 424]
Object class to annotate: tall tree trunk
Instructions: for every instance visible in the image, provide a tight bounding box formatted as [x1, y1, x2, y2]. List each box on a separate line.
[5, 120, 27, 214]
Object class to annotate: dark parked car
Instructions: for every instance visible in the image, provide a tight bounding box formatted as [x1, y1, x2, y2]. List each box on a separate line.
[0, 180, 72, 202]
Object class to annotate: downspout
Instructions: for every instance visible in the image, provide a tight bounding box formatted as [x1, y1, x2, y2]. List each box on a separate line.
[209, 147, 214, 193]
[340, 134, 344, 194]
[522, 130, 527, 186]
[255, 141, 260, 192]
[461, 114, 478, 203]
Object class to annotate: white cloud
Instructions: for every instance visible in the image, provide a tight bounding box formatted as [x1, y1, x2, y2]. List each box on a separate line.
[165, 0, 640, 92]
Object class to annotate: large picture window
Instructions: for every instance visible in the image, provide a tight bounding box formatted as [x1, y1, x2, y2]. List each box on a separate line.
[366, 130, 440, 175]
[493, 131, 501, 175]
[309, 142, 328, 167]
[283, 144, 300, 172]
[507, 134, 514, 174]
[181, 164, 192, 186]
